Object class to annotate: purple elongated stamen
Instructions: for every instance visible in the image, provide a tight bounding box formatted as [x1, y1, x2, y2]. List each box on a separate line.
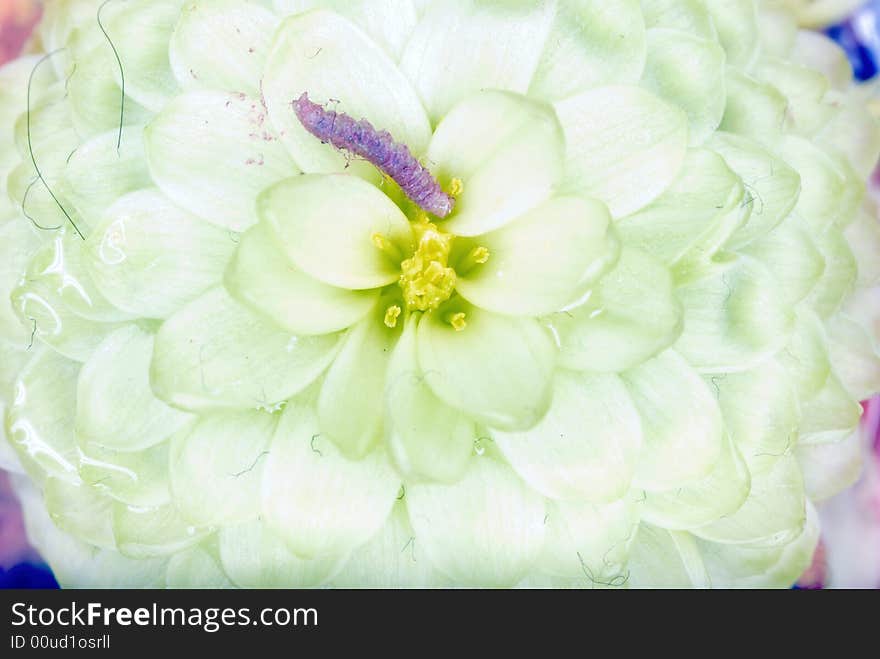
[293, 93, 455, 218]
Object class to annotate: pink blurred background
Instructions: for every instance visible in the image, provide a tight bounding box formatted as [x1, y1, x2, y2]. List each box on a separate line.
[0, 0, 878, 588]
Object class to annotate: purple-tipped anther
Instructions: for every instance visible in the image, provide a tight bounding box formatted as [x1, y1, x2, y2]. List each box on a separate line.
[292, 93, 455, 219]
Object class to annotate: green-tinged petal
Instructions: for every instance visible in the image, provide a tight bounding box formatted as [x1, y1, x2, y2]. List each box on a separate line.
[642, 435, 750, 530]
[6, 348, 80, 483]
[28, 239, 133, 331]
[13, 83, 81, 181]
[0, 220, 41, 344]
[226, 223, 377, 335]
[219, 520, 343, 588]
[417, 307, 556, 431]
[79, 440, 173, 508]
[529, 0, 646, 101]
[86, 189, 237, 319]
[627, 525, 710, 588]
[456, 196, 616, 315]
[797, 430, 862, 503]
[260, 175, 411, 289]
[112, 502, 209, 559]
[845, 208, 880, 288]
[780, 135, 862, 234]
[406, 457, 545, 587]
[332, 503, 446, 588]
[0, 56, 52, 158]
[756, 3, 797, 57]
[273, 1, 419, 61]
[170, 410, 275, 527]
[778, 308, 832, 401]
[15, 477, 168, 588]
[65, 29, 152, 140]
[827, 313, 880, 400]
[264, 9, 430, 177]
[386, 316, 474, 483]
[706, 132, 800, 247]
[262, 401, 401, 559]
[427, 91, 564, 237]
[674, 254, 793, 372]
[697, 501, 819, 587]
[169, 0, 280, 94]
[145, 90, 297, 231]
[553, 247, 681, 372]
[693, 453, 805, 547]
[617, 149, 744, 265]
[756, 58, 831, 137]
[103, 0, 180, 111]
[319, 306, 396, 459]
[641, 0, 716, 38]
[741, 212, 825, 306]
[817, 93, 880, 179]
[400, 0, 555, 123]
[151, 287, 339, 411]
[77, 325, 193, 452]
[556, 85, 688, 218]
[7, 161, 86, 238]
[495, 371, 642, 502]
[704, 0, 759, 69]
[60, 130, 151, 230]
[10, 271, 121, 362]
[804, 226, 857, 318]
[799, 372, 863, 446]
[641, 28, 726, 146]
[540, 492, 642, 585]
[166, 545, 233, 589]
[623, 350, 723, 491]
[719, 69, 788, 143]
[44, 478, 115, 550]
[790, 31, 853, 91]
[712, 359, 800, 475]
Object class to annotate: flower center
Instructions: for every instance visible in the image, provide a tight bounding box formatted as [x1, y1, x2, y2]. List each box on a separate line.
[399, 220, 457, 313]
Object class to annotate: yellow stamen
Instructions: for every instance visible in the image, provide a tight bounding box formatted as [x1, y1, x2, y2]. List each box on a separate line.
[371, 231, 403, 262]
[384, 305, 402, 329]
[470, 245, 490, 265]
[399, 221, 456, 312]
[449, 177, 464, 197]
[448, 311, 467, 332]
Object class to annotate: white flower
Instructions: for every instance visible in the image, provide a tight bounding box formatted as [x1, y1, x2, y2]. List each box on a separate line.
[1, 0, 879, 588]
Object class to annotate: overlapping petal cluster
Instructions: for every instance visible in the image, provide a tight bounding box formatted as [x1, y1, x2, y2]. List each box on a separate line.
[1, 0, 879, 588]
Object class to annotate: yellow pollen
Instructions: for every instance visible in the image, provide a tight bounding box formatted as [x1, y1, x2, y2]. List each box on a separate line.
[371, 231, 402, 262]
[399, 221, 456, 312]
[448, 312, 467, 332]
[384, 305, 402, 329]
[449, 177, 464, 197]
[470, 245, 490, 264]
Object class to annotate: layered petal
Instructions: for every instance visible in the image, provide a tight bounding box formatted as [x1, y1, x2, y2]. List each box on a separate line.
[417, 307, 556, 430]
[259, 174, 411, 290]
[553, 247, 682, 372]
[225, 222, 378, 335]
[76, 325, 193, 452]
[400, 0, 555, 123]
[145, 90, 297, 232]
[262, 401, 401, 559]
[151, 287, 339, 411]
[556, 85, 688, 217]
[386, 316, 475, 483]
[623, 350, 723, 491]
[263, 9, 431, 177]
[455, 195, 617, 316]
[427, 91, 564, 237]
[406, 457, 545, 587]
